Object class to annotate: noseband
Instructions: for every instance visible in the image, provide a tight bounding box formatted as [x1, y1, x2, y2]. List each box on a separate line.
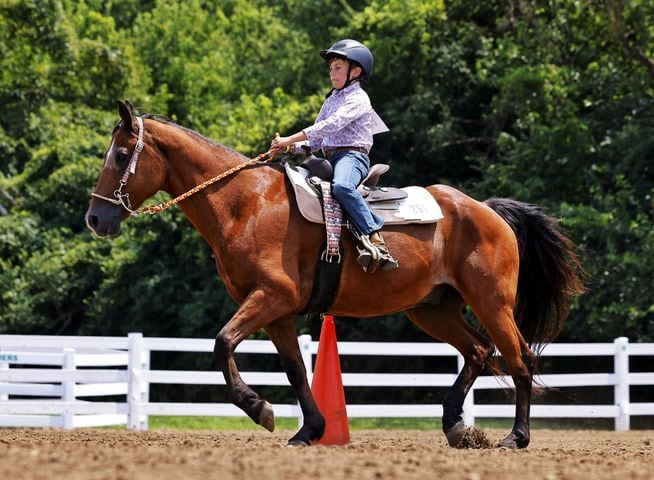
[91, 116, 274, 216]
[91, 116, 145, 215]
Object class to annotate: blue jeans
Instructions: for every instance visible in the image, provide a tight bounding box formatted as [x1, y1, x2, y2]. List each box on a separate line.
[329, 150, 384, 235]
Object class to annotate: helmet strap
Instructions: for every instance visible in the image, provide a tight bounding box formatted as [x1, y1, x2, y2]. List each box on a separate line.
[343, 63, 354, 89]
[339, 62, 363, 91]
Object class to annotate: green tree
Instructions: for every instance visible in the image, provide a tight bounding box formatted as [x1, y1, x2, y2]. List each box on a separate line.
[468, 1, 654, 340]
[1, 0, 653, 347]
[0, 1, 148, 333]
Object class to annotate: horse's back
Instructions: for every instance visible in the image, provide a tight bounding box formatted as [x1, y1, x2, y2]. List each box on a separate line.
[427, 184, 517, 245]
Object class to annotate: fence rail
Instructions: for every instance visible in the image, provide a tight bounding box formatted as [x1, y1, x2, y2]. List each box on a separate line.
[1, 334, 653, 430]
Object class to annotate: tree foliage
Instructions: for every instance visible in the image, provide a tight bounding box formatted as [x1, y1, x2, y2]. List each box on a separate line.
[1, 0, 653, 346]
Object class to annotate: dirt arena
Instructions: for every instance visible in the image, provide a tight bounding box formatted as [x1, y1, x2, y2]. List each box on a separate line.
[0, 428, 652, 480]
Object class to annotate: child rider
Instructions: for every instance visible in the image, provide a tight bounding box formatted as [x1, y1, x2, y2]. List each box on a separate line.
[270, 39, 399, 272]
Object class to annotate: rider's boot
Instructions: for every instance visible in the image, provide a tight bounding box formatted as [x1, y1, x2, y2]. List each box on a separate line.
[370, 231, 399, 270]
[357, 231, 399, 273]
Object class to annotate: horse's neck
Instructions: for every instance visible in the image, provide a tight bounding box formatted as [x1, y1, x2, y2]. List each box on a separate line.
[152, 121, 271, 249]
[153, 125, 242, 194]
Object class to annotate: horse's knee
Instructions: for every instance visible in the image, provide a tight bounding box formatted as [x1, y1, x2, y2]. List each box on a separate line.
[213, 331, 233, 365]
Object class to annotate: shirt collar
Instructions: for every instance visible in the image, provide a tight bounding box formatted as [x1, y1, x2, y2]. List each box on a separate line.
[334, 82, 361, 96]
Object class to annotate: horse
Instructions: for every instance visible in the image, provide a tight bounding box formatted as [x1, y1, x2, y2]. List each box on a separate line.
[86, 101, 585, 448]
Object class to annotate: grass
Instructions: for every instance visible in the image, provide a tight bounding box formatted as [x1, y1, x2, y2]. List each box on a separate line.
[146, 416, 621, 431]
[147, 416, 444, 431]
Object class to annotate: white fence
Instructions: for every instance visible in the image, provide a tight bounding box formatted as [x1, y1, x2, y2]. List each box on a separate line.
[1, 334, 653, 431]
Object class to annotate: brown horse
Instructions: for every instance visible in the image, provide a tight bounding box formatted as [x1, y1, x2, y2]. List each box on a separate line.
[86, 101, 584, 448]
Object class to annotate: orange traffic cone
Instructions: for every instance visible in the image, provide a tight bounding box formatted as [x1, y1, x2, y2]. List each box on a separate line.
[311, 315, 350, 445]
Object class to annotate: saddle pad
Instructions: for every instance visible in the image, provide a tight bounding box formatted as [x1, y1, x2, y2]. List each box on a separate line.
[284, 162, 444, 225]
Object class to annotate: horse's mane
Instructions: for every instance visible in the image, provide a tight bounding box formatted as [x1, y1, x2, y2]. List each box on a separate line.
[141, 113, 248, 160]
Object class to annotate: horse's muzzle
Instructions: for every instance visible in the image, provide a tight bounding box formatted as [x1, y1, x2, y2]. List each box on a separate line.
[85, 204, 122, 238]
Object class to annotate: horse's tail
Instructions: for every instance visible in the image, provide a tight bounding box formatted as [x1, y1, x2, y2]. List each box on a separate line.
[485, 198, 586, 351]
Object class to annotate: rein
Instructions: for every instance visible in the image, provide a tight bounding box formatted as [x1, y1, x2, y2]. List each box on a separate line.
[135, 152, 273, 216]
[91, 117, 274, 216]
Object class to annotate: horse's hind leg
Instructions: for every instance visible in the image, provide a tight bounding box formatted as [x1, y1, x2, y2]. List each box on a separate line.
[405, 288, 494, 447]
[264, 317, 325, 446]
[464, 296, 536, 448]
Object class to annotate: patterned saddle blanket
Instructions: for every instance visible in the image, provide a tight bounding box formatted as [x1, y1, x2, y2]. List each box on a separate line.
[283, 162, 443, 225]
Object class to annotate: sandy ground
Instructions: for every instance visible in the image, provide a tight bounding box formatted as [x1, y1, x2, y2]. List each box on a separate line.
[0, 428, 652, 480]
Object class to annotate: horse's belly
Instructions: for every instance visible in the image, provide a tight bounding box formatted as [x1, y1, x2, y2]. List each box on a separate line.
[329, 266, 442, 317]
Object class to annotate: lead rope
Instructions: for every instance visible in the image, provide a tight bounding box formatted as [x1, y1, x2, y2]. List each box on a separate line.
[133, 150, 274, 216]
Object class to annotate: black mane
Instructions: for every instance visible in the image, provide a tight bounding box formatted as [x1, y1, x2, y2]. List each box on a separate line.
[141, 113, 247, 159]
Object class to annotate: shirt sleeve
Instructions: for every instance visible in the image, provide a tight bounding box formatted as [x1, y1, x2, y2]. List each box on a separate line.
[303, 91, 372, 146]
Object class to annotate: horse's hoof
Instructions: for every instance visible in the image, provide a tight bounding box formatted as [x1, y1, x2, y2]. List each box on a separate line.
[445, 421, 467, 447]
[497, 432, 529, 449]
[286, 439, 309, 447]
[445, 421, 493, 449]
[497, 434, 518, 449]
[258, 401, 275, 432]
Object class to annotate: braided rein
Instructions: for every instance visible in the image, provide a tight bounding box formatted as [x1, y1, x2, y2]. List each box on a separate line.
[135, 151, 273, 216]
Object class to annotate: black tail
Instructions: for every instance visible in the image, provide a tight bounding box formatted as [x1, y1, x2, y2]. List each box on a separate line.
[485, 198, 586, 349]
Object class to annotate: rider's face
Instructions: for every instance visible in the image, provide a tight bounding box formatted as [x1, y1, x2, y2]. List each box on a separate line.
[329, 58, 361, 89]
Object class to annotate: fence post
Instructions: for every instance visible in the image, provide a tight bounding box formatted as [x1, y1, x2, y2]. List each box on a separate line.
[457, 353, 475, 426]
[140, 347, 151, 430]
[298, 334, 313, 428]
[0, 353, 8, 402]
[62, 348, 76, 429]
[127, 332, 144, 430]
[614, 337, 630, 431]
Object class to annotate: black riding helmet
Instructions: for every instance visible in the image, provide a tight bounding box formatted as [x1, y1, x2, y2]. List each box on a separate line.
[320, 39, 374, 86]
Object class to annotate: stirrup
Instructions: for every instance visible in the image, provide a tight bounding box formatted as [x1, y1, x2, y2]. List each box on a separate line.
[375, 243, 400, 271]
[356, 235, 399, 273]
[370, 235, 400, 271]
[356, 235, 380, 273]
[379, 251, 399, 271]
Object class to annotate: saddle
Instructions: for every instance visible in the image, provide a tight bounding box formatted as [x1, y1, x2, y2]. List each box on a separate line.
[288, 156, 443, 316]
[284, 156, 443, 225]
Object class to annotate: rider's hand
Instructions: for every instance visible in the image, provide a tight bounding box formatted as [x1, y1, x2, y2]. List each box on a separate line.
[270, 132, 292, 157]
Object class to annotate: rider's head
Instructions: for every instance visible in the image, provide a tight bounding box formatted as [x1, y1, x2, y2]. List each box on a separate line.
[320, 39, 373, 90]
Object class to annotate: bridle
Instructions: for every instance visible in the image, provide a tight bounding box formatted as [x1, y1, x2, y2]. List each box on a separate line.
[91, 116, 273, 216]
[91, 116, 146, 214]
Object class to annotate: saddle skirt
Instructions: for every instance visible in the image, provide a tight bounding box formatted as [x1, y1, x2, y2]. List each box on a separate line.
[284, 162, 444, 225]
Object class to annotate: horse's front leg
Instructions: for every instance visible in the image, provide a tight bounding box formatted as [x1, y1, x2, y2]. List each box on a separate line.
[264, 317, 325, 446]
[213, 290, 283, 432]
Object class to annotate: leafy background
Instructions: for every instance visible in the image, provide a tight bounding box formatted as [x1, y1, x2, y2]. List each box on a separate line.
[1, 0, 652, 387]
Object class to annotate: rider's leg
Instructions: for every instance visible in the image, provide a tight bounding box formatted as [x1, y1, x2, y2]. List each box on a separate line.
[330, 151, 382, 233]
[330, 151, 398, 270]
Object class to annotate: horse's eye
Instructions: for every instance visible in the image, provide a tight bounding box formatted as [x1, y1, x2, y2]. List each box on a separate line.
[115, 147, 129, 163]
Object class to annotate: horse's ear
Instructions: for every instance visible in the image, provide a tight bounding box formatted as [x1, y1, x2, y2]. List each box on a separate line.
[117, 100, 137, 133]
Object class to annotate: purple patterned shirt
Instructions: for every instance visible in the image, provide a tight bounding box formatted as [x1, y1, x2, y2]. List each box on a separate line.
[302, 83, 373, 154]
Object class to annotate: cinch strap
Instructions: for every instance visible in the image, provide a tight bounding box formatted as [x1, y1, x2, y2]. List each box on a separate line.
[319, 181, 342, 262]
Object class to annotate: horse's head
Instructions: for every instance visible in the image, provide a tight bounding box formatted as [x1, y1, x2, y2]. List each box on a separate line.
[86, 100, 167, 237]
